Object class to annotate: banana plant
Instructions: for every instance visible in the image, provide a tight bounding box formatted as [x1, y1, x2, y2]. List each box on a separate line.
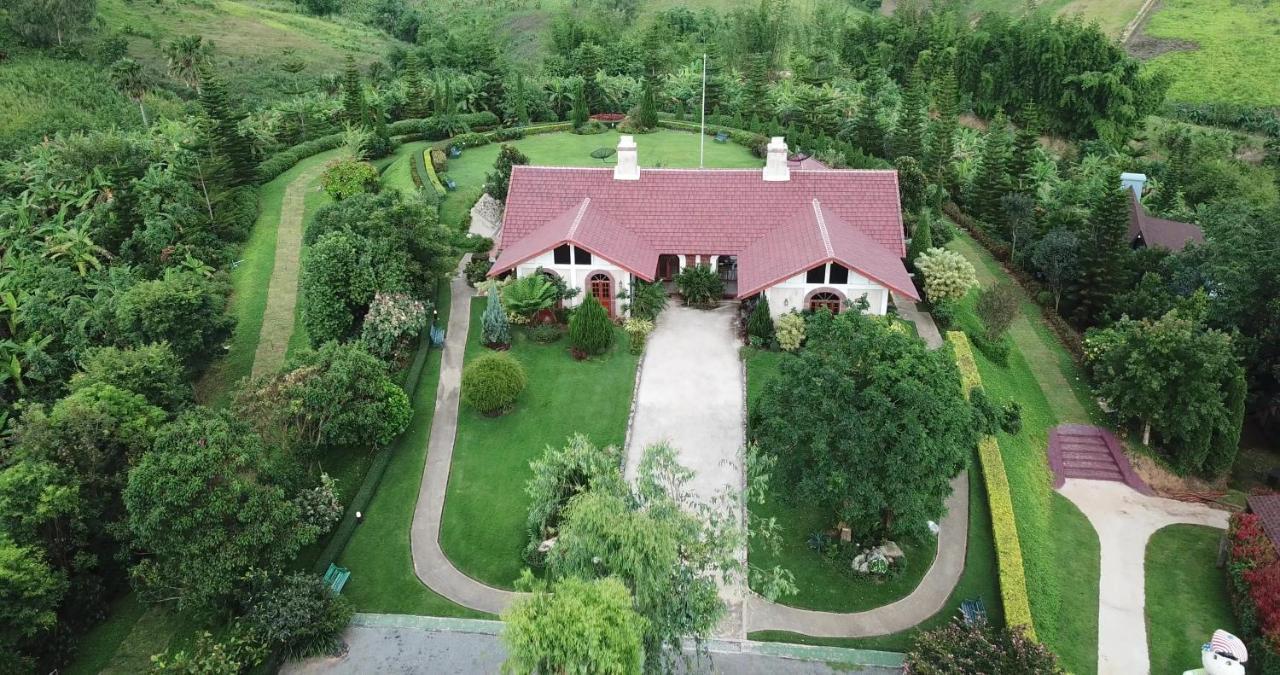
[44, 227, 113, 276]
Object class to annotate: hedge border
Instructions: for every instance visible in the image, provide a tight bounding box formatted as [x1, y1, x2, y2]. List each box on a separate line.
[948, 330, 1038, 639]
[420, 149, 447, 197]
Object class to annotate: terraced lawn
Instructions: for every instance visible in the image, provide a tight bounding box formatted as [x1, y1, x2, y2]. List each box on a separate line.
[439, 299, 638, 588]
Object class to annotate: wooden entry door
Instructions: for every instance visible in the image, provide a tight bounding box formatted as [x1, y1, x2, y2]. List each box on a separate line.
[657, 254, 680, 281]
[589, 273, 612, 316]
[808, 291, 842, 314]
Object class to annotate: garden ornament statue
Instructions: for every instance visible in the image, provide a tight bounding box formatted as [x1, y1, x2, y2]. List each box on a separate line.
[1184, 629, 1247, 675]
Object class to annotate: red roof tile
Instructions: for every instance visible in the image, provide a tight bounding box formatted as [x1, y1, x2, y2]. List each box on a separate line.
[1128, 191, 1205, 252]
[1248, 494, 1280, 552]
[495, 166, 910, 296]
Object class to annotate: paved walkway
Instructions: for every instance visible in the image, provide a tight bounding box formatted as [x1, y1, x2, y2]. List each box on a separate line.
[281, 614, 904, 675]
[408, 256, 520, 614]
[892, 293, 942, 349]
[625, 304, 748, 638]
[251, 161, 328, 378]
[1058, 479, 1229, 675]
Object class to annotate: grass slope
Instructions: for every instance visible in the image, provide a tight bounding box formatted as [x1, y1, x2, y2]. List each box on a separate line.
[439, 299, 637, 588]
[743, 348, 940, 613]
[1143, 0, 1280, 106]
[948, 234, 1101, 674]
[1145, 524, 1237, 675]
[437, 129, 761, 228]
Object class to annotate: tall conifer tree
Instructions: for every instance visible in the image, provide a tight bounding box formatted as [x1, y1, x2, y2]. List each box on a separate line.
[892, 65, 927, 160]
[927, 68, 959, 187]
[1074, 182, 1131, 326]
[197, 66, 255, 186]
[342, 56, 365, 124]
[966, 112, 1013, 223]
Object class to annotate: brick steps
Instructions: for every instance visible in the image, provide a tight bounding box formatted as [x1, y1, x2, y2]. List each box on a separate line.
[1047, 424, 1154, 495]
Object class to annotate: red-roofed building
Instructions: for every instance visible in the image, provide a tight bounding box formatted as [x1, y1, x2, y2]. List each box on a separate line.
[1121, 172, 1206, 252]
[489, 136, 917, 318]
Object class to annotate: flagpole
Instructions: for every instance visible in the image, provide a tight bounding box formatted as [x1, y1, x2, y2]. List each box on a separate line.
[700, 53, 707, 169]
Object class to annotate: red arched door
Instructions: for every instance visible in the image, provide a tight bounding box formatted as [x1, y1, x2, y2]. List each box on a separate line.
[808, 291, 842, 314]
[589, 273, 612, 316]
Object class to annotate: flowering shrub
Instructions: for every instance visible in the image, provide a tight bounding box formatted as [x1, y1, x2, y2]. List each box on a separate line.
[776, 312, 805, 351]
[623, 318, 654, 355]
[903, 619, 1062, 674]
[1227, 511, 1280, 673]
[916, 247, 978, 303]
[360, 293, 429, 363]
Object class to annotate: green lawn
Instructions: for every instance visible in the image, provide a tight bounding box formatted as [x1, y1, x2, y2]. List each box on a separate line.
[743, 348, 939, 613]
[948, 234, 1102, 674]
[1146, 524, 1237, 675]
[437, 129, 762, 228]
[1143, 0, 1280, 106]
[283, 163, 337, 360]
[439, 299, 638, 588]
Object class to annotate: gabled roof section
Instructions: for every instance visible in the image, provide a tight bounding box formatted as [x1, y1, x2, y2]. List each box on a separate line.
[737, 200, 919, 300]
[489, 198, 659, 281]
[1127, 191, 1205, 252]
[1248, 494, 1280, 552]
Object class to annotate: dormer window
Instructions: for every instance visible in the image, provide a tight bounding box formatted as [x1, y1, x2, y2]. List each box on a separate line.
[553, 244, 571, 264]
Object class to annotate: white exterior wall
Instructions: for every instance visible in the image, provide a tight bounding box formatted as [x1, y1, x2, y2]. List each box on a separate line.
[762, 268, 889, 319]
[515, 248, 633, 317]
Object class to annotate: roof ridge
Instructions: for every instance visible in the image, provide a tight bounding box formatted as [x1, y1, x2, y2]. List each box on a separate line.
[565, 197, 591, 239]
[812, 199, 834, 258]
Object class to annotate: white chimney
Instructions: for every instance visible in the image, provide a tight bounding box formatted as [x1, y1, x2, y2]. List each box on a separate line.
[763, 137, 790, 182]
[614, 135, 639, 180]
[1121, 172, 1147, 201]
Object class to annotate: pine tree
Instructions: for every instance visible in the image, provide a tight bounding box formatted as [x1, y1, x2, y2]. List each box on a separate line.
[636, 77, 659, 131]
[197, 66, 256, 186]
[702, 48, 725, 115]
[403, 52, 429, 119]
[966, 112, 1013, 224]
[513, 72, 530, 127]
[342, 56, 364, 125]
[926, 68, 959, 187]
[1074, 183, 1131, 326]
[742, 53, 771, 122]
[892, 66, 927, 160]
[570, 78, 589, 128]
[482, 283, 511, 347]
[907, 211, 934, 271]
[850, 97, 885, 158]
[569, 295, 613, 356]
[1008, 104, 1042, 192]
[747, 297, 774, 344]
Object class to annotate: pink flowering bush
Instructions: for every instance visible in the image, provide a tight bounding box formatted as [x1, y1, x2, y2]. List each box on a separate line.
[360, 292, 430, 363]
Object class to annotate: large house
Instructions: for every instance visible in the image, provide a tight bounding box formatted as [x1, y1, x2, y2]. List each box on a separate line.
[488, 136, 918, 319]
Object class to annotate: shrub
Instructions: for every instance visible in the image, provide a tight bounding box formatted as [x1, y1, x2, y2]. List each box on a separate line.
[360, 292, 430, 363]
[240, 573, 353, 660]
[916, 247, 978, 303]
[903, 619, 1062, 674]
[258, 132, 346, 182]
[115, 270, 233, 368]
[464, 258, 493, 287]
[70, 343, 193, 411]
[502, 275, 558, 320]
[568, 295, 613, 357]
[482, 285, 512, 348]
[421, 150, 447, 196]
[429, 148, 448, 173]
[976, 282, 1019, 341]
[490, 127, 525, 142]
[622, 280, 667, 321]
[624, 318, 654, 355]
[462, 352, 527, 415]
[149, 630, 263, 674]
[776, 312, 805, 351]
[486, 144, 530, 202]
[461, 234, 494, 254]
[573, 120, 607, 135]
[523, 435, 625, 561]
[386, 111, 499, 138]
[452, 132, 490, 148]
[529, 324, 562, 344]
[747, 297, 775, 344]
[321, 158, 380, 201]
[1225, 512, 1280, 674]
[675, 264, 723, 307]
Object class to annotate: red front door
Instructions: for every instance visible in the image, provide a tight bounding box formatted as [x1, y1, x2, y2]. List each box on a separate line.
[590, 273, 612, 316]
[657, 254, 680, 281]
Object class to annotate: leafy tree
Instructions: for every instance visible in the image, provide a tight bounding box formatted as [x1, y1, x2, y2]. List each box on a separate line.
[635, 77, 659, 131]
[197, 66, 256, 187]
[164, 35, 213, 94]
[485, 144, 530, 202]
[482, 284, 512, 347]
[751, 310, 975, 538]
[115, 269, 233, 367]
[301, 231, 375, 345]
[297, 0, 338, 15]
[976, 283, 1019, 341]
[235, 342, 411, 453]
[7, 0, 96, 47]
[1073, 183, 1130, 326]
[1030, 229, 1079, 312]
[502, 576, 646, 675]
[320, 158, 380, 201]
[0, 536, 66, 662]
[916, 247, 978, 303]
[904, 619, 1062, 674]
[746, 297, 774, 344]
[1085, 308, 1246, 476]
[569, 295, 613, 356]
[461, 352, 527, 415]
[70, 343, 194, 412]
[1000, 191, 1036, 261]
[524, 435, 626, 559]
[110, 58, 151, 127]
[341, 56, 364, 124]
[240, 573, 353, 660]
[123, 409, 317, 615]
[966, 113, 1013, 224]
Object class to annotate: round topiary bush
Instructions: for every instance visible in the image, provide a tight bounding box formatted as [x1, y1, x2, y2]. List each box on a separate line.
[462, 352, 527, 415]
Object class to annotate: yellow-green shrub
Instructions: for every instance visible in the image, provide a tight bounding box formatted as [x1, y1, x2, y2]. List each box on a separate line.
[949, 331, 1038, 640]
[422, 150, 447, 197]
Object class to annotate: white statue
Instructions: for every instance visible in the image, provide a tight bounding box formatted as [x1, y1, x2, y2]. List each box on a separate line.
[1186, 629, 1247, 675]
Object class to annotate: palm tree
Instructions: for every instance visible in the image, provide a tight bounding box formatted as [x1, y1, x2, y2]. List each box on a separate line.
[165, 35, 213, 93]
[111, 58, 151, 127]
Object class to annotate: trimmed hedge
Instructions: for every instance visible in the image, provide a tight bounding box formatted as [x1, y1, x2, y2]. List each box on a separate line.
[420, 149, 447, 197]
[658, 118, 768, 156]
[387, 111, 500, 138]
[258, 132, 347, 182]
[949, 330, 1038, 639]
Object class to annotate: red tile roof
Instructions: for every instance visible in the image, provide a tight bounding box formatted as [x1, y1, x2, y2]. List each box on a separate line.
[1127, 191, 1205, 252]
[493, 166, 911, 298]
[1248, 494, 1280, 551]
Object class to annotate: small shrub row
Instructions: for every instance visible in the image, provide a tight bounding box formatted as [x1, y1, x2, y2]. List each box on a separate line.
[258, 132, 347, 182]
[949, 331, 1038, 639]
[451, 132, 491, 149]
[420, 149, 447, 196]
[387, 112, 500, 139]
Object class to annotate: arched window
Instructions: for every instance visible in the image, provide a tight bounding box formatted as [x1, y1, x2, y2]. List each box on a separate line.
[589, 273, 613, 316]
[808, 291, 842, 315]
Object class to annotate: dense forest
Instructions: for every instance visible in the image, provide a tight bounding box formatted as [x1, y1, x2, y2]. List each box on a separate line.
[1, 0, 1277, 671]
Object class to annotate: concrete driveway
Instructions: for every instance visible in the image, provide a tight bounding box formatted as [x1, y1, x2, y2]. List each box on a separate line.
[624, 304, 747, 638]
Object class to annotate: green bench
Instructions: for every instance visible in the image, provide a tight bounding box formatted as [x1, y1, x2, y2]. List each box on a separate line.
[323, 563, 351, 595]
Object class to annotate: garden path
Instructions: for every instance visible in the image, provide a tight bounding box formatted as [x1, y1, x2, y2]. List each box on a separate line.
[408, 256, 522, 614]
[624, 304, 749, 639]
[1058, 479, 1229, 675]
[250, 160, 328, 378]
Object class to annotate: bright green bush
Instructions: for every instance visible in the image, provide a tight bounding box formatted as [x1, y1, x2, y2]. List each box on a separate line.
[674, 264, 724, 307]
[320, 158, 380, 200]
[917, 248, 978, 303]
[569, 296, 613, 357]
[462, 352, 527, 415]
